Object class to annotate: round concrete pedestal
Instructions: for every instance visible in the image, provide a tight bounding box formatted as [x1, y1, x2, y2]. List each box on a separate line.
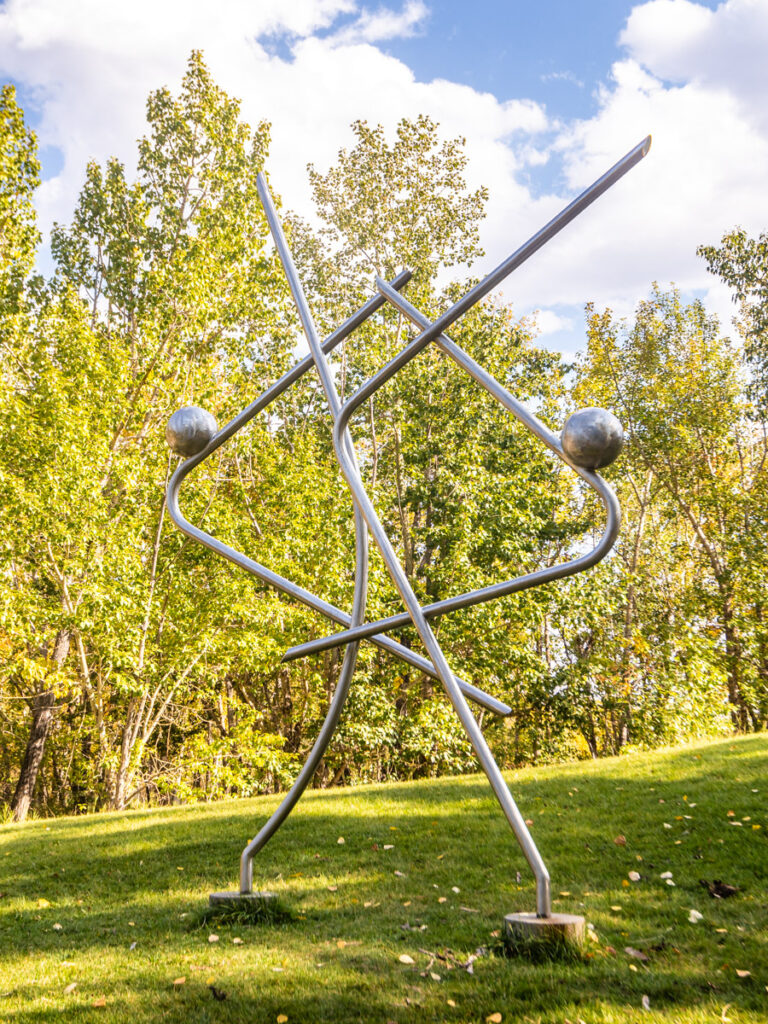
[504, 911, 585, 946]
[209, 891, 277, 908]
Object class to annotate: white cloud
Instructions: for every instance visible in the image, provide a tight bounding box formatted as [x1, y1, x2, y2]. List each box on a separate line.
[331, 0, 428, 44]
[0, 0, 766, 355]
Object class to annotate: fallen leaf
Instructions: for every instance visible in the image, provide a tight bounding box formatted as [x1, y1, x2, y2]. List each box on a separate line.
[129, 941, 137, 951]
[666, 879, 676, 886]
[398, 954, 415, 964]
[625, 947, 649, 962]
[336, 940, 346, 949]
[610, 905, 622, 911]
[663, 822, 672, 829]
[36, 898, 50, 908]
[63, 982, 77, 994]
[735, 969, 751, 978]
[277, 1016, 288, 1023]
[524, 819, 534, 826]
[490, 929, 500, 938]
[688, 909, 703, 923]
[438, 897, 447, 903]
[642, 994, 651, 1010]
[208, 933, 219, 943]
[233, 937, 244, 945]
[614, 835, 626, 846]
[447, 999, 457, 1007]
[451, 886, 460, 893]
[628, 871, 641, 882]
[486, 1014, 502, 1023]
[660, 871, 673, 879]
[327, 885, 338, 892]
[622, 879, 630, 888]
[173, 977, 186, 987]
[700, 879, 739, 899]
[52, 922, 62, 931]
[430, 972, 441, 981]
[383, 844, 394, 850]
[559, 891, 571, 897]
[394, 870, 405, 878]
[629, 963, 638, 972]
[92, 997, 106, 1008]
[727, 811, 735, 817]
[337, 837, 345, 845]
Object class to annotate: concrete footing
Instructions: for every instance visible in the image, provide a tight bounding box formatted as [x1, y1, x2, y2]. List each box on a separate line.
[504, 911, 585, 945]
[209, 891, 277, 908]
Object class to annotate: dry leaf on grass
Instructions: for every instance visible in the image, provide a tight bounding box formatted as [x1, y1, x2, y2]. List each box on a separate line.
[447, 999, 457, 1007]
[735, 969, 751, 978]
[173, 977, 186, 987]
[208, 933, 219, 943]
[327, 885, 338, 892]
[277, 1016, 288, 1023]
[486, 1014, 502, 1023]
[63, 983, 77, 994]
[398, 954, 415, 964]
[642, 994, 651, 1010]
[92, 997, 106, 1008]
[233, 937, 244, 944]
[628, 871, 641, 882]
[625, 947, 649, 962]
[337, 837, 345, 845]
[614, 835, 627, 846]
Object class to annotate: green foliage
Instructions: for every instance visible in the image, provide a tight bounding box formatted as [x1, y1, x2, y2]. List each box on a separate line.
[1, 56, 766, 820]
[699, 229, 768, 409]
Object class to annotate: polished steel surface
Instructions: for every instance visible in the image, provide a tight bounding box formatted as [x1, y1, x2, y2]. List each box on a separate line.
[166, 406, 218, 458]
[561, 407, 624, 469]
[165, 136, 650, 919]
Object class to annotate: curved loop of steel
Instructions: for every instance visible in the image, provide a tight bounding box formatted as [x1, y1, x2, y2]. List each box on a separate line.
[165, 136, 649, 915]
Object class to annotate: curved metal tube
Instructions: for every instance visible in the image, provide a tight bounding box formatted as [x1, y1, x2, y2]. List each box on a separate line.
[280, 279, 619, 661]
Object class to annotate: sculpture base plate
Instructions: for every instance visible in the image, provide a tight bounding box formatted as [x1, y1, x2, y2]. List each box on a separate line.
[209, 891, 278, 908]
[504, 912, 585, 946]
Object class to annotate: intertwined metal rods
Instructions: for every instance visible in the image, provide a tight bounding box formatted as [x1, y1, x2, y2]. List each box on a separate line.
[165, 136, 650, 918]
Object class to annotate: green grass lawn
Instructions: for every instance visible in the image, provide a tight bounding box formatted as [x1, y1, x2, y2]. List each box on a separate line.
[1, 734, 767, 1024]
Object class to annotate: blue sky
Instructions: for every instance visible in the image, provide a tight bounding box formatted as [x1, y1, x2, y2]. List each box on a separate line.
[0, 0, 765, 357]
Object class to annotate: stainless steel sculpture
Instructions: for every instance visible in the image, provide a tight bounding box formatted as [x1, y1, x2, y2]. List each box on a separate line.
[165, 135, 651, 933]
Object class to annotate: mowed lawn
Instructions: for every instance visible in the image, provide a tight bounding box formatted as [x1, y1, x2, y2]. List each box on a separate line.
[0, 734, 766, 1024]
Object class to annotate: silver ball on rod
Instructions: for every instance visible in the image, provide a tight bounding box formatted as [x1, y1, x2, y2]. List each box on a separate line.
[165, 406, 218, 458]
[561, 407, 623, 470]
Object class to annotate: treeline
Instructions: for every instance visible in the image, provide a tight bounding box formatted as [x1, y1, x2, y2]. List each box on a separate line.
[1, 54, 766, 822]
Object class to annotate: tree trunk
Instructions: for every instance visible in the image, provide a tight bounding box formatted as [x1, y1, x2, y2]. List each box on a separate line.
[11, 629, 71, 822]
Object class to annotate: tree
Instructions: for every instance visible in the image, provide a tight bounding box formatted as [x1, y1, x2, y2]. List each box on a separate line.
[699, 230, 768, 411]
[575, 286, 768, 733]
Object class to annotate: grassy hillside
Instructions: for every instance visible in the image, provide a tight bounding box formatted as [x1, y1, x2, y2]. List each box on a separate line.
[1, 734, 766, 1023]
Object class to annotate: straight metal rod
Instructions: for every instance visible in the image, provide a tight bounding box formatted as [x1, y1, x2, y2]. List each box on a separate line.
[283, 279, 620, 662]
[256, 173, 554, 918]
[339, 137, 651, 423]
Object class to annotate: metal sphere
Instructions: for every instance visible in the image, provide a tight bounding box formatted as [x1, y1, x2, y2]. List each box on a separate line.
[165, 406, 218, 458]
[561, 407, 624, 470]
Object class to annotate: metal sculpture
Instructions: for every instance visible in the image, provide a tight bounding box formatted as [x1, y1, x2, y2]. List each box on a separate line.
[165, 134, 651, 937]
